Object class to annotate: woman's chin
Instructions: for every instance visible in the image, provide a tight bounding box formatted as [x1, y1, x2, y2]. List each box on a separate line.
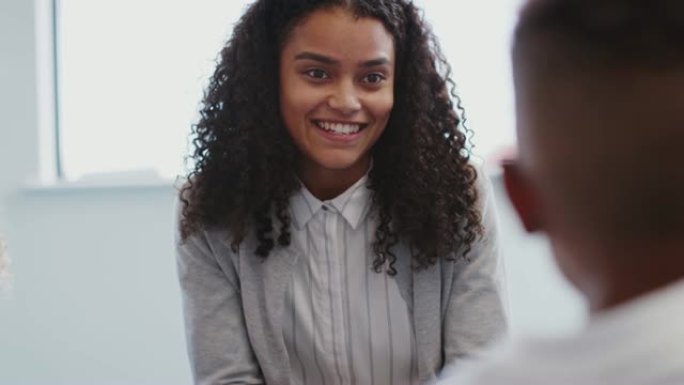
[302, 153, 371, 175]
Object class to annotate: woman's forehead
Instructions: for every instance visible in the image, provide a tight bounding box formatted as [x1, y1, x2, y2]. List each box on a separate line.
[282, 7, 395, 63]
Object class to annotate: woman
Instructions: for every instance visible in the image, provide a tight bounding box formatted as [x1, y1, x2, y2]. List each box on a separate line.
[176, 1, 507, 384]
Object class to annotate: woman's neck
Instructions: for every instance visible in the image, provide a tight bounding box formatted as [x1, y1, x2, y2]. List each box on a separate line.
[298, 157, 371, 201]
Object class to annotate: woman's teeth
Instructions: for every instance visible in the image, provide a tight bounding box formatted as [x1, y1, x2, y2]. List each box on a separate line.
[316, 121, 362, 135]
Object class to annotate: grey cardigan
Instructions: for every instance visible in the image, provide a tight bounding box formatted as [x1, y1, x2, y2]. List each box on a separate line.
[176, 176, 508, 385]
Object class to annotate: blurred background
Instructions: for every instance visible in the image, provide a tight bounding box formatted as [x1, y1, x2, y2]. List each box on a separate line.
[0, 0, 585, 384]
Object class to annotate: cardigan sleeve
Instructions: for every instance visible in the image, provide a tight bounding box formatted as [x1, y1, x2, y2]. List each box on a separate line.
[174, 200, 265, 385]
[442, 171, 509, 369]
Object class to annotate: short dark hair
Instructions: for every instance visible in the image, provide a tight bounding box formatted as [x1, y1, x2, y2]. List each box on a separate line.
[511, 0, 684, 242]
[514, 0, 684, 74]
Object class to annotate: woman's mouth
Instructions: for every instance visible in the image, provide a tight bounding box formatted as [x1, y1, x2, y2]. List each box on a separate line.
[313, 120, 367, 136]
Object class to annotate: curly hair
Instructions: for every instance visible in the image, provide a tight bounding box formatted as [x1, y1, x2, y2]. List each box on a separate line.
[180, 0, 483, 274]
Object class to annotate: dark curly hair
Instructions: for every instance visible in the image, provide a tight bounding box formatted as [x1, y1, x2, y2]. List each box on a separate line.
[180, 0, 483, 274]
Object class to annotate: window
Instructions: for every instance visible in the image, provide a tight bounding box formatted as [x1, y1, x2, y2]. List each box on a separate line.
[56, 0, 249, 180]
[55, 0, 522, 181]
[414, 0, 522, 162]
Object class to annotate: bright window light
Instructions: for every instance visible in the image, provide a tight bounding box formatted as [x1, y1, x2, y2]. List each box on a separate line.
[414, 0, 523, 162]
[57, 0, 249, 180]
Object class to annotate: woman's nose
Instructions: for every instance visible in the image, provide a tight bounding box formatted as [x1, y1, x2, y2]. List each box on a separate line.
[327, 80, 362, 115]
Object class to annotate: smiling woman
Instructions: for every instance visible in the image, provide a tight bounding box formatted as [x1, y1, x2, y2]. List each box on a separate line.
[176, 1, 508, 384]
[279, 7, 395, 200]
[55, 0, 519, 181]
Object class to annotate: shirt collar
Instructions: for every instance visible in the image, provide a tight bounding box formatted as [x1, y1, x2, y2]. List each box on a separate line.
[290, 173, 373, 231]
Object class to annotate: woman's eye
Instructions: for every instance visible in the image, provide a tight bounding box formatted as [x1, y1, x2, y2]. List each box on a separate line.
[305, 69, 328, 79]
[364, 73, 385, 84]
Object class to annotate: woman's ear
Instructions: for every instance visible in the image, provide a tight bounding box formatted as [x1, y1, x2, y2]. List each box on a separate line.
[502, 160, 542, 233]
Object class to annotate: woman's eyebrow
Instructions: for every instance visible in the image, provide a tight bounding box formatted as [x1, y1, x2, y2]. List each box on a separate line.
[294, 52, 391, 68]
[359, 57, 391, 68]
[294, 52, 338, 65]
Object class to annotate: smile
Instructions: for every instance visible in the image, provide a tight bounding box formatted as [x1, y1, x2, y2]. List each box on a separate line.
[313, 120, 367, 135]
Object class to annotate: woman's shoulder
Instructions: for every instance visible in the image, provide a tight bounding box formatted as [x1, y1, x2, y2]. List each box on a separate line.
[173, 184, 240, 255]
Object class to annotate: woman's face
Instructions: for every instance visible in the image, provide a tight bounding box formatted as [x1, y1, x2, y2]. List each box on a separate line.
[279, 6, 395, 182]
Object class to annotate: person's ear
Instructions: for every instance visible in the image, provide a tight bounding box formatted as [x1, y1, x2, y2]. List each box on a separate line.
[502, 160, 542, 233]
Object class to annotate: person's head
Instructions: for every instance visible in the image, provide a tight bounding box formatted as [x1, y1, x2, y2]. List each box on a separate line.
[279, 5, 395, 193]
[505, 0, 684, 307]
[181, 0, 482, 272]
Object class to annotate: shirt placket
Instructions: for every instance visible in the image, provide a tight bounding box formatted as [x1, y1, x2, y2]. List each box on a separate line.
[323, 203, 350, 384]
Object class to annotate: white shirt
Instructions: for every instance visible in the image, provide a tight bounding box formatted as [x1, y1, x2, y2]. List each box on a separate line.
[283, 174, 419, 385]
[440, 278, 684, 385]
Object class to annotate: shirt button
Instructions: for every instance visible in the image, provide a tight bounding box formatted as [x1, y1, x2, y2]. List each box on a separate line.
[322, 205, 329, 211]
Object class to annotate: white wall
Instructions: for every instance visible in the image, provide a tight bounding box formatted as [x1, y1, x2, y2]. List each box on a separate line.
[1, 186, 188, 385]
[0, 1, 190, 384]
[0, 0, 39, 224]
[0, 0, 586, 384]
